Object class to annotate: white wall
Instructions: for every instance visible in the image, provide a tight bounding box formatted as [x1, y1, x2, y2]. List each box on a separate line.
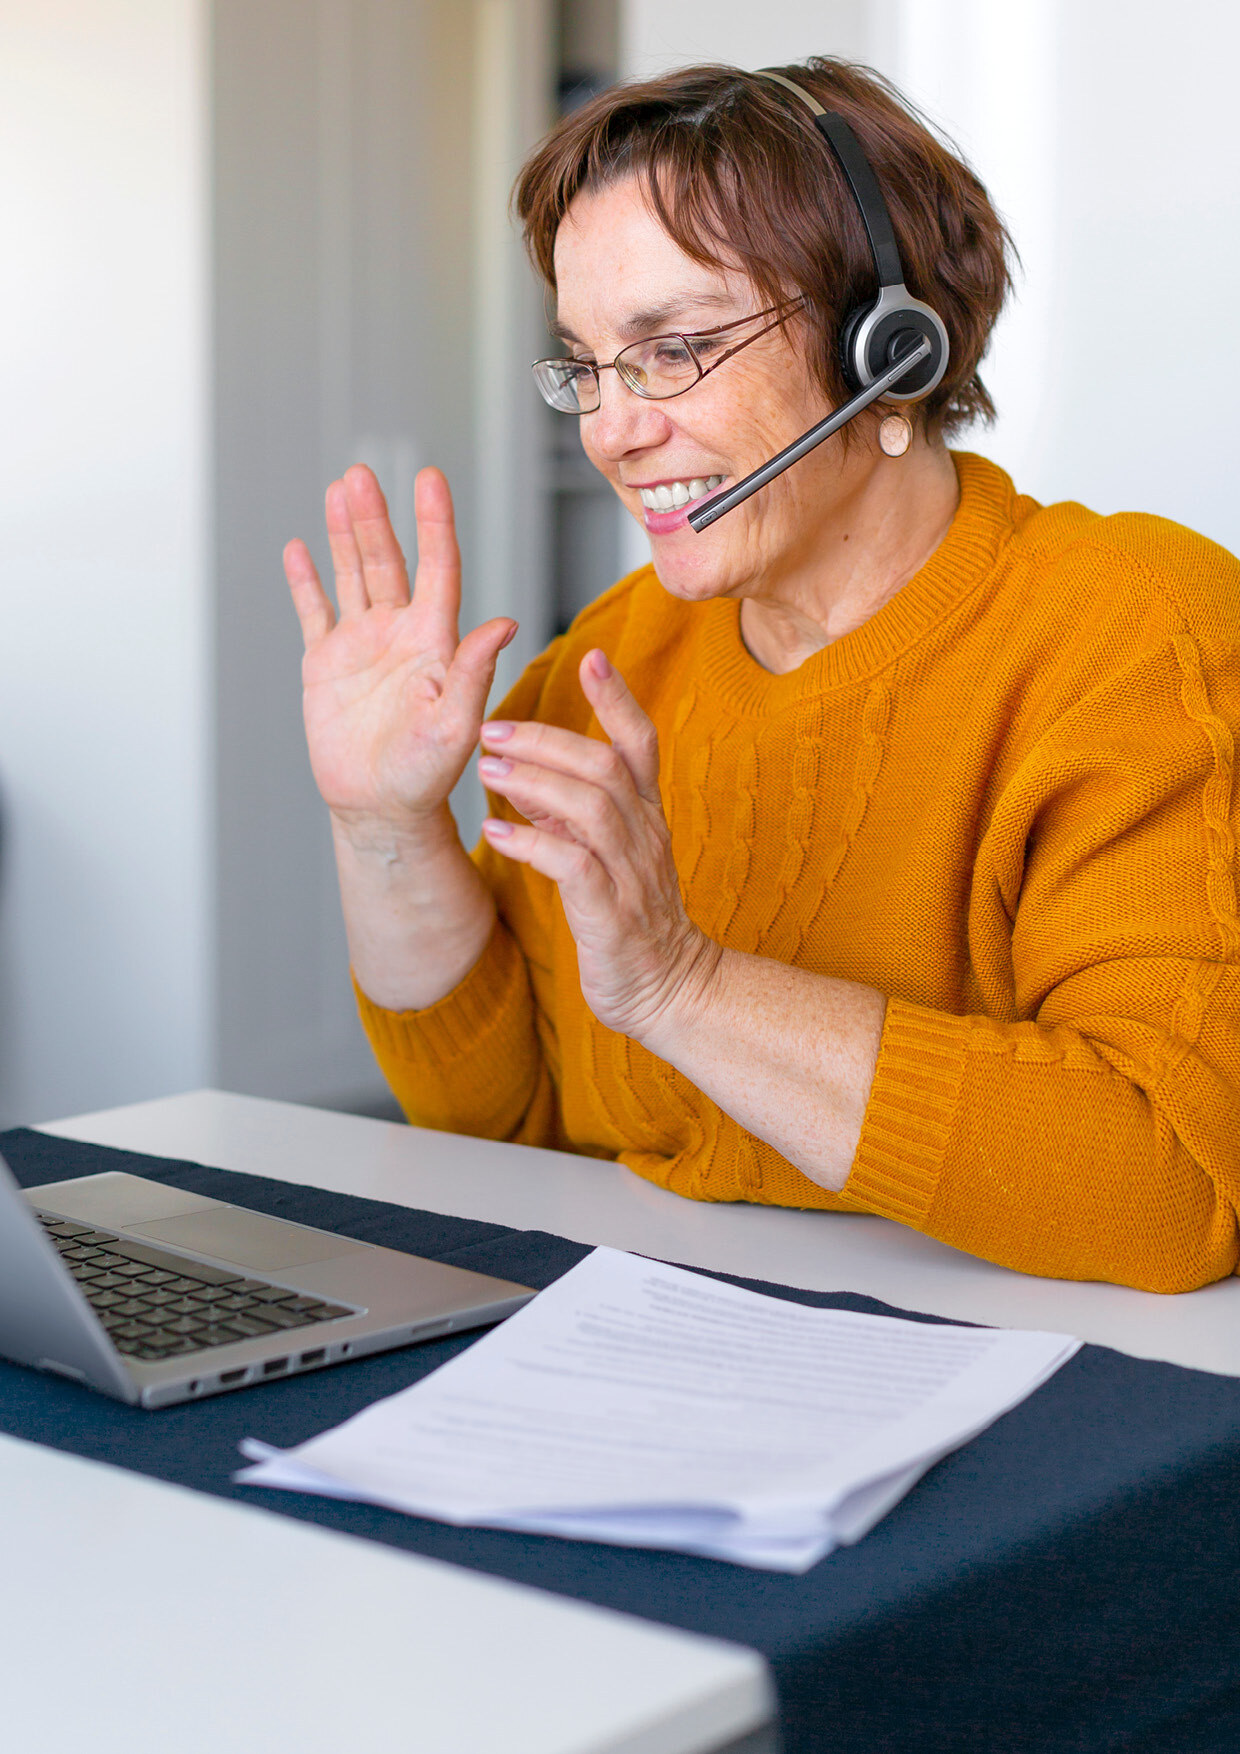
[0, 0, 553, 1126]
[0, 1, 211, 1125]
[620, 0, 1240, 554]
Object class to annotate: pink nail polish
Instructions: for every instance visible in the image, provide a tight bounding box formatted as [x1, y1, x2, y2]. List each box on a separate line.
[481, 720, 514, 741]
[589, 650, 611, 680]
[482, 817, 514, 837]
[479, 756, 512, 777]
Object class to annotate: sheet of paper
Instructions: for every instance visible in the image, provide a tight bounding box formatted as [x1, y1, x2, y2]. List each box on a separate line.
[238, 1247, 1078, 1571]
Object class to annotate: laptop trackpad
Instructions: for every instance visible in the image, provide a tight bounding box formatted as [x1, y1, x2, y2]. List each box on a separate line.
[127, 1208, 366, 1271]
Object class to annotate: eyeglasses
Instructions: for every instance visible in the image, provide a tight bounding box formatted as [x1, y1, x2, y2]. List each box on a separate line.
[531, 300, 805, 415]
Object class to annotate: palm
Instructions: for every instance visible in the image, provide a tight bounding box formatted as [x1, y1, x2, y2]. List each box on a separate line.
[285, 465, 514, 827]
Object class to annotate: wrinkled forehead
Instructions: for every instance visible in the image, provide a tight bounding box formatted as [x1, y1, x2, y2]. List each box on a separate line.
[550, 176, 755, 350]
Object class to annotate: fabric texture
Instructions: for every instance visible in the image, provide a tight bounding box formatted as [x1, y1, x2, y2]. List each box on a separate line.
[7, 1127, 1240, 1754]
[358, 452, 1240, 1292]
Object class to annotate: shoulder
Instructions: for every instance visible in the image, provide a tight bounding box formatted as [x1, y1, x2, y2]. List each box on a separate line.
[993, 467, 1240, 652]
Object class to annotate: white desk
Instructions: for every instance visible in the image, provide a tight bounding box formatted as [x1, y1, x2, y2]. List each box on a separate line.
[11, 1093, 776, 1754]
[49, 1087, 1240, 1379]
[15, 1086, 1240, 1754]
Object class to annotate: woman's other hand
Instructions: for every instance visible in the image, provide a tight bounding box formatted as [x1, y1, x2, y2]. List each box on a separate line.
[478, 651, 720, 1045]
[284, 464, 516, 840]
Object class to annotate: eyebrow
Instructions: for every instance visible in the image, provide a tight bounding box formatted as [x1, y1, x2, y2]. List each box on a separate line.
[549, 290, 740, 347]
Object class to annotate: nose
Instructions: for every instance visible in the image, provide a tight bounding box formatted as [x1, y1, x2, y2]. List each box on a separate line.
[583, 370, 673, 462]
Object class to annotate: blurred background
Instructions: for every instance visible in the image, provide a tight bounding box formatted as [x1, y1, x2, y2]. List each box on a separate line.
[0, 0, 1235, 1128]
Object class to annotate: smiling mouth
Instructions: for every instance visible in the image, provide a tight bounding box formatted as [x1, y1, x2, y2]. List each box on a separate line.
[636, 475, 724, 511]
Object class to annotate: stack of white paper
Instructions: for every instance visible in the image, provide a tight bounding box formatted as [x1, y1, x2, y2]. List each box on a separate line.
[237, 1247, 1078, 1572]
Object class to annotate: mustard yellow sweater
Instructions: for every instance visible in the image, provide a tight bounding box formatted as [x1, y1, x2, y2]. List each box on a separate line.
[358, 454, 1240, 1293]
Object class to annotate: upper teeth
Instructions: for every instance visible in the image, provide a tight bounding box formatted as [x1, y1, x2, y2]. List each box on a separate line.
[638, 476, 723, 511]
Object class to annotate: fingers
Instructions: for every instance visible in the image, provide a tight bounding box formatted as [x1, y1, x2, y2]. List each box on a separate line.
[478, 754, 631, 867]
[410, 466, 463, 642]
[481, 816, 611, 898]
[578, 651, 661, 800]
[343, 465, 412, 609]
[283, 538, 336, 650]
[324, 477, 371, 618]
[322, 465, 413, 621]
[477, 653, 659, 807]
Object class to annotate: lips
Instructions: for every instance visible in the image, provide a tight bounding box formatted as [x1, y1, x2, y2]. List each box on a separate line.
[635, 474, 724, 511]
[630, 474, 728, 534]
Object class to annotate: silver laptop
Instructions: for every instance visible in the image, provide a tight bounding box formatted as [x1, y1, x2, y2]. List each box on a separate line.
[0, 1151, 534, 1408]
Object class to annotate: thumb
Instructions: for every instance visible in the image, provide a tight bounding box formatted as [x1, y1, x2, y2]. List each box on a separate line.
[439, 618, 518, 730]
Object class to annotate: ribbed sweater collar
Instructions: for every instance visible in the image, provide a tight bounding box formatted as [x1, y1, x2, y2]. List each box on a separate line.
[698, 451, 1020, 715]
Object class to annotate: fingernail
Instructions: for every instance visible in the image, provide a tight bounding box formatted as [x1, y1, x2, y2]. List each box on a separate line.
[480, 720, 514, 741]
[588, 649, 611, 680]
[478, 756, 512, 777]
[482, 817, 514, 837]
[500, 623, 518, 649]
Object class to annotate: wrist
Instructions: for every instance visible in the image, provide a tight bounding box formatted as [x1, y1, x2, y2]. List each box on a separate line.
[637, 930, 726, 1059]
[330, 803, 458, 868]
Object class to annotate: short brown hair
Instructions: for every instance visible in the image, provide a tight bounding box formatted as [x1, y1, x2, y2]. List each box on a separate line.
[515, 58, 1015, 438]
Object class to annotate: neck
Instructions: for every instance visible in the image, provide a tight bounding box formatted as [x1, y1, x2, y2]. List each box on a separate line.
[738, 439, 960, 675]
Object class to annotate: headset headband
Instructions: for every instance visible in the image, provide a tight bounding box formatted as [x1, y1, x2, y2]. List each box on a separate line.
[755, 71, 904, 291]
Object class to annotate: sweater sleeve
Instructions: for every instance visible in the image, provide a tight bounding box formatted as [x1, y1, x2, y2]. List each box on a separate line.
[844, 631, 1240, 1293]
[354, 914, 559, 1144]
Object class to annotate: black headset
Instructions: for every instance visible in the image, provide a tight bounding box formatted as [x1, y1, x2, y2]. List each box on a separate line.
[688, 70, 951, 533]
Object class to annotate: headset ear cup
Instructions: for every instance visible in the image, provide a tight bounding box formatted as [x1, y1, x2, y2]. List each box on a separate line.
[837, 303, 869, 392]
[855, 300, 950, 399]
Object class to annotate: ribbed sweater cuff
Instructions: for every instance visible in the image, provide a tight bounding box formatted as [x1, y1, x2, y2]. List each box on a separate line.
[845, 1000, 971, 1226]
[353, 921, 529, 1073]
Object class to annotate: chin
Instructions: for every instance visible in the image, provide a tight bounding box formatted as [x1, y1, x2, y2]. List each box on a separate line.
[648, 538, 745, 604]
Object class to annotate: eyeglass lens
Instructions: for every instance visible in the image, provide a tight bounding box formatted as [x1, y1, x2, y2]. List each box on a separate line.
[533, 334, 707, 413]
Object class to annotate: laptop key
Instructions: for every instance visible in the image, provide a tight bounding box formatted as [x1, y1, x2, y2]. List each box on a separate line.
[40, 1220, 94, 1238]
[225, 1315, 279, 1337]
[107, 1240, 241, 1284]
[111, 1321, 155, 1341]
[195, 1326, 247, 1347]
[260, 1305, 315, 1329]
[87, 1273, 131, 1291]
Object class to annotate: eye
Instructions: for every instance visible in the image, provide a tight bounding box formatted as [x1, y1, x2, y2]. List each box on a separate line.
[651, 337, 694, 368]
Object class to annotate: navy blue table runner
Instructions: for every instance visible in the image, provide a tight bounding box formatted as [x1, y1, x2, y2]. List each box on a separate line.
[4, 1125, 1240, 1754]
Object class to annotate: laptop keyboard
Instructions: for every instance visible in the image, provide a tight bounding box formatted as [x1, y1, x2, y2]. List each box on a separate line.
[36, 1213, 355, 1362]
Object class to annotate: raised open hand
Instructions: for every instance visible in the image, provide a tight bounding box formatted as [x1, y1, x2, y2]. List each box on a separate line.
[284, 464, 515, 835]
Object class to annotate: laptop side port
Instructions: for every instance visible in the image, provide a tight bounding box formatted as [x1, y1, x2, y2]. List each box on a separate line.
[262, 1357, 287, 1376]
[299, 1348, 326, 1367]
[219, 1368, 247, 1386]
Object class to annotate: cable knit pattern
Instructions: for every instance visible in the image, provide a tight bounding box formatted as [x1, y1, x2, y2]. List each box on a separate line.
[355, 453, 1240, 1292]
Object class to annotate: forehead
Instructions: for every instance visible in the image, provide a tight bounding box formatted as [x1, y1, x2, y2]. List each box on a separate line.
[551, 176, 749, 345]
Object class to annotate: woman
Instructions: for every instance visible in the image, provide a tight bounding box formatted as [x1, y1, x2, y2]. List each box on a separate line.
[284, 59, 1240, 1294]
